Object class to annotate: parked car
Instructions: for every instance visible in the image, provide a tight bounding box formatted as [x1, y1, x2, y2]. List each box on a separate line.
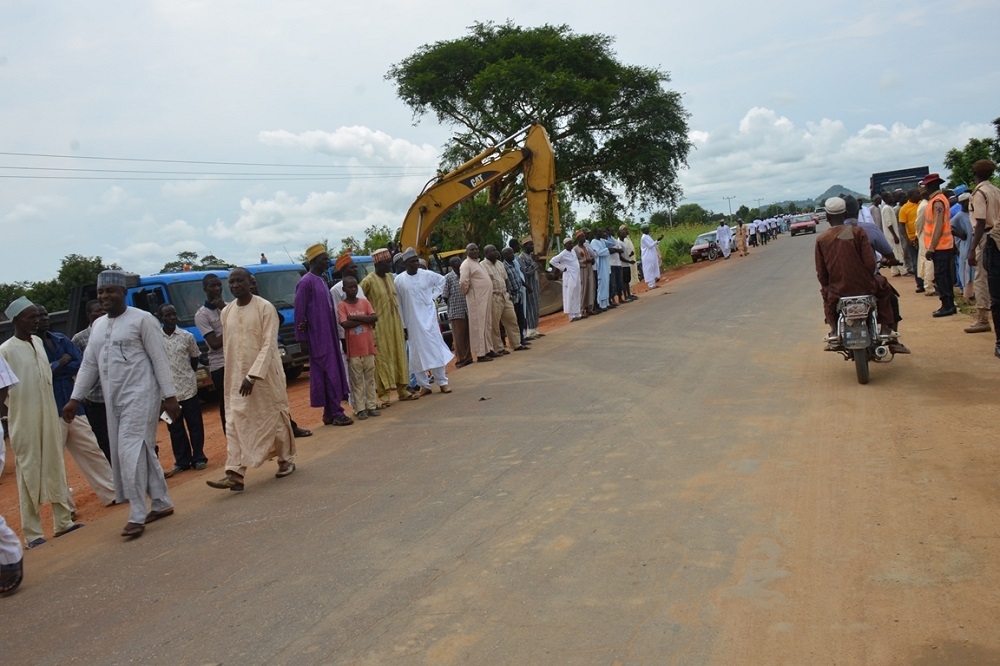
[789, 213, 819, 236]
[690, 228, 737, 262]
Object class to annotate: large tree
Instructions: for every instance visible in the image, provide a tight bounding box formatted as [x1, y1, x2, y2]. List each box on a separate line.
[1, 254, 119, 314]
[387, 21, 691, 237]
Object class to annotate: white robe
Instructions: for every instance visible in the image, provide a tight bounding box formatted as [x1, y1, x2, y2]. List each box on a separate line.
[880, 202, 905, 271]
[716, 225, 733, 258]
[549, 249, 581, 319]
[394, 270, 454, 373]
[640, 233, 661, 287]
[71, 307, 176, 525]
[0, 357, 20, 564]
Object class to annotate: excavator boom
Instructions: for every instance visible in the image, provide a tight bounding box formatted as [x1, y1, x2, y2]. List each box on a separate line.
[398, 123, 560, 257]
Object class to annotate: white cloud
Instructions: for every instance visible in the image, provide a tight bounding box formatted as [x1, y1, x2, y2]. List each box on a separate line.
[680, 108, 994, 208]
[162, 179, 218, 198]
[88, 186, 140, 215]
[258, 125, 439, 166]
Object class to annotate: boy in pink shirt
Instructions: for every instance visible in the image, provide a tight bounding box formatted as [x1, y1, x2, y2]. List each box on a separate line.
[336, 276, 380, 420]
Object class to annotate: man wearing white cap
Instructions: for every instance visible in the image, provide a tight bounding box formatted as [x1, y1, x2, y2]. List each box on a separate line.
[63, 270, 180, 539]
[0, 353, 25, 595]
[394, 248, 454, 395]
[0, 296, 83, 548]
[548, 238, 582, 321]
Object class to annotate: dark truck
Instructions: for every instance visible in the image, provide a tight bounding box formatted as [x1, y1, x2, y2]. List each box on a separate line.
[870, 166, 929, 198]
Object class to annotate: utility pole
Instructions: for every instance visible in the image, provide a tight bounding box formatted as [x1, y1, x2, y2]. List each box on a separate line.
[754, 198, 765, 217]
[723, 195, 735, 221]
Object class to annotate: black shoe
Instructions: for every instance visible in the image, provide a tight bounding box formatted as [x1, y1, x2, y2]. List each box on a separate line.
[915, 287, 925, 293]
[932, 307, 957, 318]
[995, 343, 1000, 360]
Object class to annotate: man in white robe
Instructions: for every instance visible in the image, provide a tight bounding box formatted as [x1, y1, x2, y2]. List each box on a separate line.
[207, 268, 295, 492]
[1, 297, 81, 548]
[640, 225, 662, 289]
[0, 354, 24, 595]
[548, 238, 582, 321]
[394, 248, 454, 395]
[716, 222, 733, 259]
[64, 271, 180, 539]
[878, 193, 905, 277]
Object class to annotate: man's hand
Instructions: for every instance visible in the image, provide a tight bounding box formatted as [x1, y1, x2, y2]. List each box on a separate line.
[58, 353, 72, 368]
[62, 399, 79, 423]
[162, 396, 182, 421]
[969, 254, 978, 267]
[239, 378, 254, 397]
[925, 250, 935, 261]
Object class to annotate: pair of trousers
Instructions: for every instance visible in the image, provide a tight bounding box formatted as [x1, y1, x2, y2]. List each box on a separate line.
[83, 399, 111, 463]
[449, 318, 472, 364]
[167, 396, 207, 469]
[983, 238, 1000, 339]
[905, 242, 923, 289]
[610, 266, 623, 301]
[347, 355, 378, 412]
[932, 248, 956, 310]
[61, 415, 116, 506]
[513, 301, 527, 344]
[413, 366, 448, 390]
[973, 235, 989, 303]
[490, 295, 519, 351]
[210, 367, 226, 434]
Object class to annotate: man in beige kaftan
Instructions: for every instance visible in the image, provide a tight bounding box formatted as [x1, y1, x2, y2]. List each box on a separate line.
[1, 297, 80, 547]
[207, 268, 295, 491]
[459, 244, 495, 362]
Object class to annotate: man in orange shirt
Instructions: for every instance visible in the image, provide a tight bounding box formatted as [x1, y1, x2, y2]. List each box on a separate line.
[920, 173, 956, 317]
[897, 189, 922, 291]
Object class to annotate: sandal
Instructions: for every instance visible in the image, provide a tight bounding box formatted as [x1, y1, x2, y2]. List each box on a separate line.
[275, 462, 296, 478]
[355, 410, 368, 420]
[329, 415, 354, 426]
[54, 523, 85, 538]
[121, 522, 145, 538]
[145, 508, 174, 524]
[0, 558, 24, 595]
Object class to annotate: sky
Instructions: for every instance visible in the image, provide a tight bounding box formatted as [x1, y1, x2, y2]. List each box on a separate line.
[2, 0, 997, 283]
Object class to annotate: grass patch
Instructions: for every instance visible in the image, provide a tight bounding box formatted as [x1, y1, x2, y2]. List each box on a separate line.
[646, 223, 720, 269]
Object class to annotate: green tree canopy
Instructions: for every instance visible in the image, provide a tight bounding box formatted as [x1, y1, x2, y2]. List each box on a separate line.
[673, 203, 710, 225]
[159, 252, 235, 274]
[1, 254, 120, 314]
[387, 21, 691, 230]
[338, 225, 398, 256]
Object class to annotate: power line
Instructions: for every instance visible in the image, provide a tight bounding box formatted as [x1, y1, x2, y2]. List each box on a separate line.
[0, 149, 428, 170]
[0, 173, 423, 181]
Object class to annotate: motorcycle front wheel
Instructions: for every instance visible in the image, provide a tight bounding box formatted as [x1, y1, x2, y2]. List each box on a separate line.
[853, 351, 870, 384]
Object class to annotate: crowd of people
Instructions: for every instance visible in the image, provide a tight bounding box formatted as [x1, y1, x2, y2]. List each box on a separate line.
[813, 159, 1000, 357]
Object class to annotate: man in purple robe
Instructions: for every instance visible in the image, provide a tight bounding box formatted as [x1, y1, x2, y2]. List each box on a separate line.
[293, 244, 353, 426]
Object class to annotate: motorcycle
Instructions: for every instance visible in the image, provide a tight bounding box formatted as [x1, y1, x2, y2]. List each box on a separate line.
[826, 295, 894, 384]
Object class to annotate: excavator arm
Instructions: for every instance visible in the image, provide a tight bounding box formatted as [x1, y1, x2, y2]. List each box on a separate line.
[398, 123, 561, 258]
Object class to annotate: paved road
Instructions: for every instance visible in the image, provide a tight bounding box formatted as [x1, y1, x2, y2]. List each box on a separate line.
[5, 233, 999, 665]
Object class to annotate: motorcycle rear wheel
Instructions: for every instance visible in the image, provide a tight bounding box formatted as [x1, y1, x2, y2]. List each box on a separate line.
[853, 351, 870, 384]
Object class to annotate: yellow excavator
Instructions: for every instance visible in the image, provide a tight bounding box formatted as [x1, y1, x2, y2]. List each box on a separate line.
[398, 123, 562, 260]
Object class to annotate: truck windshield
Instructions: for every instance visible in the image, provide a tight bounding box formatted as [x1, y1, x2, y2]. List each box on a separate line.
[167, 281, 234, 327]
[253, 268, 304, 310]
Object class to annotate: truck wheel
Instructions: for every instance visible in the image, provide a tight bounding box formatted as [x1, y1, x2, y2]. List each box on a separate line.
[284, 365, 304, 381]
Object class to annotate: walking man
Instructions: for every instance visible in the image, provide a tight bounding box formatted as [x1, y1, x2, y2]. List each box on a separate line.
[0, 354, 25, 595]
[63, 270, 180, 540]
[207, 268, 296, 491]
[1, 297, 83, 548]
[442, 256, 473, 367]
[294, 243, 352, 426]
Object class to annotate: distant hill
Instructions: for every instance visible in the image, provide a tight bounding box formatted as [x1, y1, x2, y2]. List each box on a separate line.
[815, 184, 866, 203]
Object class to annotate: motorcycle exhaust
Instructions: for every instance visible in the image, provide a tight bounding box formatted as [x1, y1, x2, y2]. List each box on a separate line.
[874, 345, 889, 359]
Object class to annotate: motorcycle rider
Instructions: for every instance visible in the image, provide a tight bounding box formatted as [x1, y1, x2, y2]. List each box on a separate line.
[815, 197, 910, 354]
